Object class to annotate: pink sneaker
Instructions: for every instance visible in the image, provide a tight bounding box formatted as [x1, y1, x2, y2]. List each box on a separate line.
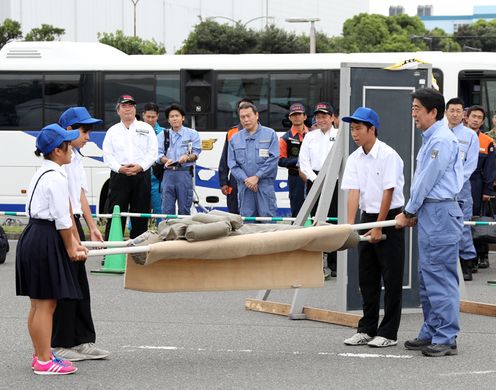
[31, 354, 73, 370]
[33, 357, 77, 375]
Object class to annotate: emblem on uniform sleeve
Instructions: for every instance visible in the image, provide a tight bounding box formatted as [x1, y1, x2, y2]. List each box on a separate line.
[431, 149, 439, 159]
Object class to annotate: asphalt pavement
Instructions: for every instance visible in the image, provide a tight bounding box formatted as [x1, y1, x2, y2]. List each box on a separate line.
[1, 240, 495, 390]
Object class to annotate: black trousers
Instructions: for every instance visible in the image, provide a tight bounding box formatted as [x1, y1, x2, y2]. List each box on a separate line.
[52, 216, 96, 348]
[226, 175, 239, 215]
[288, 172, 305, 218]
[104, 170, 151, 240]
[357, 208, 405, 340]
[306, 176, 338, 270]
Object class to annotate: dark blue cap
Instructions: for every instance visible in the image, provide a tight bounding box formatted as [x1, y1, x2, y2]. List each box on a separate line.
[59, 107, 103, 129]
[342, 107, 380, 130]
[36, 124, 80, 155]
[289, 103, 306, 115]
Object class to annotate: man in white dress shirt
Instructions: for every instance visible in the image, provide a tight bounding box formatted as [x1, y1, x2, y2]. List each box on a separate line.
[341, 107, 405, 348]
[299, 102, 339, 277]
[102, 95, 158, 239]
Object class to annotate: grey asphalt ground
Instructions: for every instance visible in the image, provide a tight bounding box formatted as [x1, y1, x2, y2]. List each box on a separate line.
[1, 240, 495, 390]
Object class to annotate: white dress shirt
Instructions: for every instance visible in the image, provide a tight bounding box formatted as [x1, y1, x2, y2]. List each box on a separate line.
[299, 127, 339, 182]
[65, 150, 88, 215]
[26, 159, 72, 230]
[103, 120, 158, 173]
[341, 139, 405, 213]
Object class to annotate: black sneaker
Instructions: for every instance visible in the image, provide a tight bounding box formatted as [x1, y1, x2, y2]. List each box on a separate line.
[479, 255, 490, 269]
[421, 343, 457, 357]
[404, 338, 431, 350]
[461, 259, 473, 281]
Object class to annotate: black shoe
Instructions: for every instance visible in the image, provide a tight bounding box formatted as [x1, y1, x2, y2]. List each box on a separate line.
[461, 259, 473, 281]
[404, 338, 431, 350]
[330, 270, 337, 277]
[421, 343, 457, 357]
[479, 255, 490, 269]
[472, 259, 479, 273]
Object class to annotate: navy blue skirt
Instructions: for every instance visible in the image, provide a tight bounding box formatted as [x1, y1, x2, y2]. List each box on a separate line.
[16, 219, 82, 300]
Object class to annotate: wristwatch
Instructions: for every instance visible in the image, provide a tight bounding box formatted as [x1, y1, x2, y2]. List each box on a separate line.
[403, 210, 416, 219]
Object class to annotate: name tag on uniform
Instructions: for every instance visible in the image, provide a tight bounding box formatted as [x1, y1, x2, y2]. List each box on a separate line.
[259, 148, 269, 158]
[460, 150, 465, 161]
[136, 128, 149, 135]
[431, 149, 439, 159]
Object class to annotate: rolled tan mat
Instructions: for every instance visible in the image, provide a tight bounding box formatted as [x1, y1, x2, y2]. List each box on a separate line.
[142, 224, 353, 266]
[185, 220, 232, 242]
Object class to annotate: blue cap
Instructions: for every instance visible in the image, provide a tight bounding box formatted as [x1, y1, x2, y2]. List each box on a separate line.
[289, 103, 306, 115]
[59, 107, 103, 129]
[342, 107, 380, 130]
[36, 124, 80, 155]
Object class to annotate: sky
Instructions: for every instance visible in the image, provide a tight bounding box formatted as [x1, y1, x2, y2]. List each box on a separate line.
[369, 0, 496, 16]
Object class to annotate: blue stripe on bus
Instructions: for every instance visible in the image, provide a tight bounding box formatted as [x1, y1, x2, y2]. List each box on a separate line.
[23, 131, 289, 192]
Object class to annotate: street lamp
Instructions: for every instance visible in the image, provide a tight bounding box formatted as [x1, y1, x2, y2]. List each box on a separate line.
[286, 17, 320, 54]
[205, 16, 274, 28]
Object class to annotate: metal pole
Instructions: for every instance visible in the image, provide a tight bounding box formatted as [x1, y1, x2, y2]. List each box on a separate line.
[310, 20, 316, 54]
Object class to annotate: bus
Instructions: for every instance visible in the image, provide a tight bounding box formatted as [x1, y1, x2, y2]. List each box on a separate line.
[1, 41, 496, 215]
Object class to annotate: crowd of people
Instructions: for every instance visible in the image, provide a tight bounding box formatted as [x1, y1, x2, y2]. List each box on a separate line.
[14, 88, 496, 375]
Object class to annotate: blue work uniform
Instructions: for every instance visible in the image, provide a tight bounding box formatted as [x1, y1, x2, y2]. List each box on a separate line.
[228, 125, 279, 217]
[451, 123, 479, 261]
[151, 123, 164, 221]
[157, 126, 201, 215]
[404, 120, 464, 346]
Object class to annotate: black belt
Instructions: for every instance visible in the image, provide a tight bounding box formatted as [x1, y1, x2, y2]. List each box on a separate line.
[362, 207, 402, 217]
[73, 214, 82, 220]
[165, 166, 191, 171]
[424, 198, 455, 203]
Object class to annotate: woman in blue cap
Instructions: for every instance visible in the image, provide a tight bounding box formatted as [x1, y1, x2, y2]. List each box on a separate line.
[16, 124, 87, 375]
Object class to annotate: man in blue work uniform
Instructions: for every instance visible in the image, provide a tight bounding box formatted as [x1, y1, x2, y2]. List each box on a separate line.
[218, 99, 254, 214]
[157, 104, 201, 215]
[446, 98, 479, 281]
[142, 102, 165, 223]
[396, 88, 464, 357]
[228, 102, 279, 217]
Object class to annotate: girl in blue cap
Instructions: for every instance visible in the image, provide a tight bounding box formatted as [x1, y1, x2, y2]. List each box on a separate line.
[16, 124, 87, 375]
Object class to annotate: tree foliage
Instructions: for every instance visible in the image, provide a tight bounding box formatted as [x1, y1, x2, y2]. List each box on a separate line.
[454, 19, 496, 52]
[98, 30, 165, 54]
[24, 24, 65, 41]
[0, 18, 22, 49]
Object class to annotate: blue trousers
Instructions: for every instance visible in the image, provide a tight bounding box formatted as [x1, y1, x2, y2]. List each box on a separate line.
[457, 195, 476, 261]
[151, 173, 162, 224]
[417, 200, 463, 345]
[161, 170, 193, 215]
[287, 173, 305, 217]
[238, 179, 277, 217]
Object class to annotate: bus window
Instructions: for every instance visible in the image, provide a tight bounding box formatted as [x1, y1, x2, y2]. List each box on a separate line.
[44, 73, 96, 125]
[156, 74, 180, 127]
[481, 79, 496, 130]
[269, 72, 324, 130]
[0, 74, 43, 129]
[216, 73, 269, 130]
[103, 73, 154, 127]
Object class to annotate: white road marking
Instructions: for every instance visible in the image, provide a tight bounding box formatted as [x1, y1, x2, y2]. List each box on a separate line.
[123, 346, 413, 359]
[439, 370, 496, 377]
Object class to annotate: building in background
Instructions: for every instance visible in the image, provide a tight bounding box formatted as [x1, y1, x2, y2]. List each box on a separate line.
[0, 0, 368, 54]
[421, 6, 496, 34]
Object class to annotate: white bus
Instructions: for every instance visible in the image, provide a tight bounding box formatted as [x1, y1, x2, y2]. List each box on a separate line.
[1, 41, 496, 215]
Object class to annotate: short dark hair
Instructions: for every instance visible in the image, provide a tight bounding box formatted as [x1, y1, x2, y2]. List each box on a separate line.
[236, 98, 254, 110]
[238, 102, 258, 114]
[446, 97, 465, 110]
[411, 88, 445, 120]
[143, 102, 159, 114]
[350, 120, 377, 137]
[164, 103, 186, 118]
[467, 105, 486, 120]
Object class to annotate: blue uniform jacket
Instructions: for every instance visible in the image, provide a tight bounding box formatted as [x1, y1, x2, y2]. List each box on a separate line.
[227, 125, 279, 182]
[451, 123, 479, 194]
[405, 120, 464, 215]
[157, 126, 201, 167]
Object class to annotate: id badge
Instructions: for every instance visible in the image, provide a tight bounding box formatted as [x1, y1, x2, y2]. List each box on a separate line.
[259, 148, 269, 158]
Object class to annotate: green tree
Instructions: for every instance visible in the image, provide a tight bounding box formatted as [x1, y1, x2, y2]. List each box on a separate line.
[24, 24, 65, 41]
[0, 18, 22, 49]
[178, 20, 257, 54]
[454, 19, 496, 51]
[340, 13, 427, 52]
[98, 30, 165, 54]
[255, 24, 304, 53]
